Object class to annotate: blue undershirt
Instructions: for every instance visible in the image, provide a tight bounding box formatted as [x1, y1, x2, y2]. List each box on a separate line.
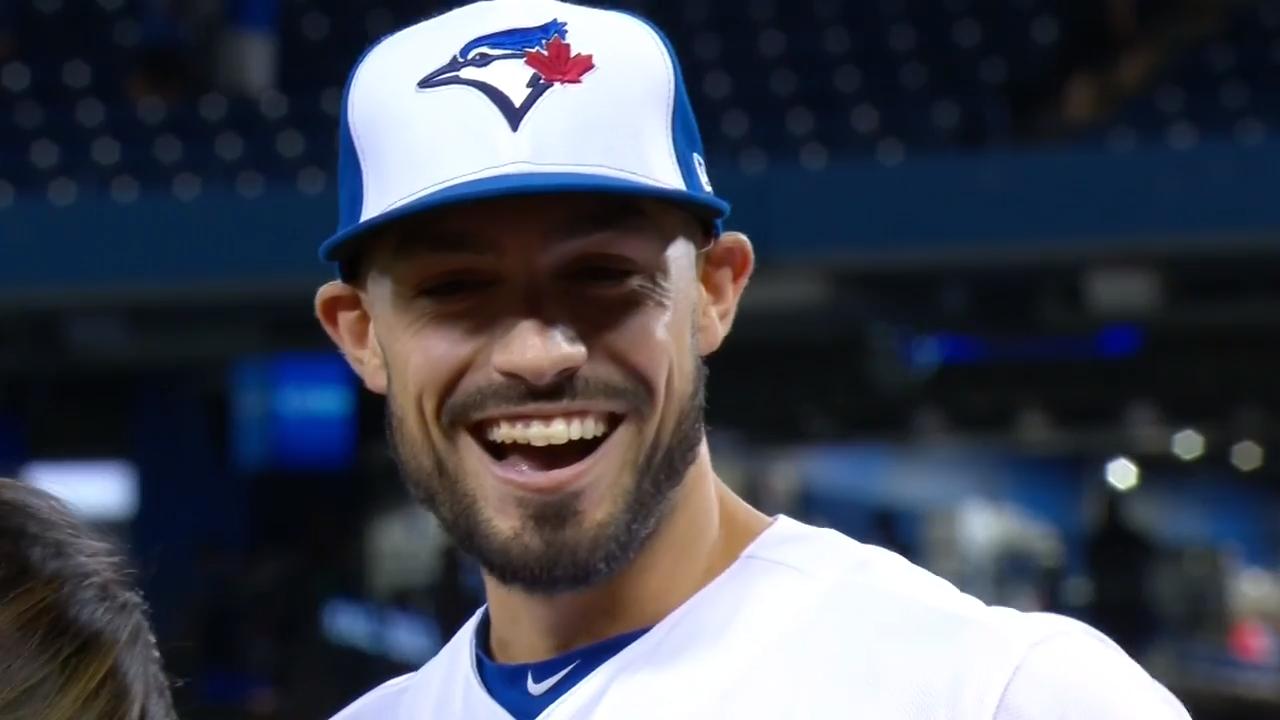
[474, 612, 650, 720]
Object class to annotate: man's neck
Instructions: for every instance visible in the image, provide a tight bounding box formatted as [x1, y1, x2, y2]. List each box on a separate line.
[481, 449, 771, 664]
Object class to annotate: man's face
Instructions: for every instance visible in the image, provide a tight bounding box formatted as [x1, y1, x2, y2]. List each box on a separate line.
[354, 195, 714, 593]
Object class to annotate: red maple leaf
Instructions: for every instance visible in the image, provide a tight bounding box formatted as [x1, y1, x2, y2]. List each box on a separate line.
[524, 35, 595, 84]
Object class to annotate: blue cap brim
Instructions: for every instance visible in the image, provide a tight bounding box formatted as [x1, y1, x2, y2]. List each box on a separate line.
[318, 172, 731, 263]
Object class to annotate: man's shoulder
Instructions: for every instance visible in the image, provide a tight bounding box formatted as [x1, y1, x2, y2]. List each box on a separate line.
[752, 516, 991, 617]
[753, 519, 1189, 716]
[328, 671, 420, 720]
[758, 518, 1117, 661]
[329, 651, 478, 720]
[328, 613, 484, 720]
[994, 614, 1191, 718]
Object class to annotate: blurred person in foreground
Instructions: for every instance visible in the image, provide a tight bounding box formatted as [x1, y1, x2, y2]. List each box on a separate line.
[314, 1, 1192, 717]
[1087, 492, 1158, 658]
[0, 479, 176, 720]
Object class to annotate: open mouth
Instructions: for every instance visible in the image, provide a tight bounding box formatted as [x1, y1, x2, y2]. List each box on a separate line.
[470, 412, 623, 473]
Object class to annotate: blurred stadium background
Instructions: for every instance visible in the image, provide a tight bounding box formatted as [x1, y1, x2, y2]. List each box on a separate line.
[3, 0, 1280, 717]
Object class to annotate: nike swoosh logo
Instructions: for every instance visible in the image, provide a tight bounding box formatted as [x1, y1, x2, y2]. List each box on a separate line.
[526, 660, 580, 696]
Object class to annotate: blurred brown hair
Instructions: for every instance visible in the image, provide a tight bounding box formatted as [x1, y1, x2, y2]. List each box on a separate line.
[0, 478, 177, 720]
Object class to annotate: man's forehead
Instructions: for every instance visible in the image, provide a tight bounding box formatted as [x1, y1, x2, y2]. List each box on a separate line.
[382, 195, 677, 260]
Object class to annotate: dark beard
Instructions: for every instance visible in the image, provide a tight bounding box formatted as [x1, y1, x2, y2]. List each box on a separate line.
[386, 363, 706, 594]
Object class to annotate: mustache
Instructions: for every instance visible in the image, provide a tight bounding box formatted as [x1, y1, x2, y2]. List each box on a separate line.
[441, 375, 652, 431]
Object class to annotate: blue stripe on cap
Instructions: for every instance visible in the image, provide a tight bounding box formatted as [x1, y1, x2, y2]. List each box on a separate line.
[318, 171, 730, 263]
[618, 11, 726, 236]
[332, 35, 397, 264]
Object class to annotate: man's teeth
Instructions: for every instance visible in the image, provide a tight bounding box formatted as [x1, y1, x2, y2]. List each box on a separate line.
[484, 415, 612, 446]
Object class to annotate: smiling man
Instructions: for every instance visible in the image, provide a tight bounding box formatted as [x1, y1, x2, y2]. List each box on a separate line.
[316, 2, 1191, 719]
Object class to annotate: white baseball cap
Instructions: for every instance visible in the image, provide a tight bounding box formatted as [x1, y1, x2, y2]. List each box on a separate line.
[319, 0, 730, 264]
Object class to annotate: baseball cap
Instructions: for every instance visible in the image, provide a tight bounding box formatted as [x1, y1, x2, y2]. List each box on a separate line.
[319, 0, 731, 265]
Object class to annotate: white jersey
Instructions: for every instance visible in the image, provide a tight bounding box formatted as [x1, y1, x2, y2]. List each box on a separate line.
[332, 515, 1191, 719]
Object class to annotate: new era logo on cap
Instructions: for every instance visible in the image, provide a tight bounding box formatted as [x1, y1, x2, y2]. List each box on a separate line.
[320, 0, 730, 264]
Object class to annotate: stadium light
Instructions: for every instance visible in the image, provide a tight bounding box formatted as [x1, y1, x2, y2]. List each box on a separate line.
[1170, 428, 1205, 461]
[1229, 440, 1264, 472]
[1105, 456, 1141, 493]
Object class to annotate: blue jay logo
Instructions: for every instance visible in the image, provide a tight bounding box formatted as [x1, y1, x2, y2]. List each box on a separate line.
[418, 19, 597, 132]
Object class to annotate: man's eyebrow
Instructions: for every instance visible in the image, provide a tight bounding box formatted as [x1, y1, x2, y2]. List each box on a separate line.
[389, 228, 495, 259]
[382, 201, 662, 260]
[553, 202, 657, 241]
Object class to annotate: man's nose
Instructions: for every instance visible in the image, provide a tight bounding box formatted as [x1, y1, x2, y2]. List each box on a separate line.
[491, 319, 588, 388]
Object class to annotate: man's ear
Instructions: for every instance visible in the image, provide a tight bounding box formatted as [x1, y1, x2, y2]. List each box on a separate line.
[695, 230, 754, 356]
[315, 280, 388, 395]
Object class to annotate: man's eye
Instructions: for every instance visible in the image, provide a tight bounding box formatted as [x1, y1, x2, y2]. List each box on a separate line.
[417, 277, 494, 299]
